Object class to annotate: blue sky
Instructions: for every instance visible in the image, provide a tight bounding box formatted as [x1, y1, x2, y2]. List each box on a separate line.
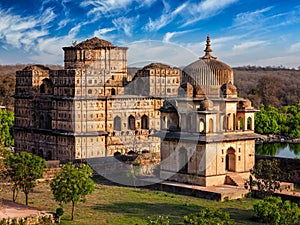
[0, 0, 300, 68]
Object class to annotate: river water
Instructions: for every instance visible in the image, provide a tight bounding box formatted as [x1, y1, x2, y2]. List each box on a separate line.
[255, 143, 300, 159]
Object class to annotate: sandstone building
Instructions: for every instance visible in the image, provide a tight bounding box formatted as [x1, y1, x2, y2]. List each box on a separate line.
[157, 36, 259, 186]
[14, 37, 180, 160]
[14, 36, 259, 187]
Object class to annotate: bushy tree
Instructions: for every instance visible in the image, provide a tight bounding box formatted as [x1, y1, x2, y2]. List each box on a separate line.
[183, 207, 236, 225]
[0, 110, 14, 147]
[50, 162, 95, 220]
[254, 196, 299, 225]
[249, 159, 283, 197]
[255, 104, 300, 138]
[4, 151, 47, 205]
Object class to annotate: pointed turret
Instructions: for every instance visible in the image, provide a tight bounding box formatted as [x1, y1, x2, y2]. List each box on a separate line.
[201, 35, 217, 59]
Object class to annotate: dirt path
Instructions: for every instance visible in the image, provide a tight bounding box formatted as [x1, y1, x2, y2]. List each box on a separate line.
[0, 199, 50, 219]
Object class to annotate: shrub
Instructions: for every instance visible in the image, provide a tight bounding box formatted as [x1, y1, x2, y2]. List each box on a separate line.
[147, 215, 170, 225]
[253, 196, 299, 225]
[183, 207, 236, 225]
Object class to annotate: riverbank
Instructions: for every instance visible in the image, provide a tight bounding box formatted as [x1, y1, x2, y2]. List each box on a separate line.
[256, 134, 300, 144]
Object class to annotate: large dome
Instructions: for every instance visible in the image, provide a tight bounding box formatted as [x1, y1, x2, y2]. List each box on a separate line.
[182, 36, 233, 87]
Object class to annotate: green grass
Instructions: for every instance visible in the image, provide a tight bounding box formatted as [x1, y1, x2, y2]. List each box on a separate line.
[1, 180, 263, 225]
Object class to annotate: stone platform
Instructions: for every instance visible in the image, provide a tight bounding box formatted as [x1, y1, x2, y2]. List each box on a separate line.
[140, 177, 249, 201]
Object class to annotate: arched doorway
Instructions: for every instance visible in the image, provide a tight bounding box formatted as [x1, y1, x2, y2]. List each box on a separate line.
[225, 148, 236, 171]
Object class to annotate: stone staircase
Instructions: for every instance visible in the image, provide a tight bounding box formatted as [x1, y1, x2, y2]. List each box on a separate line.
[225, 173, 246, 187]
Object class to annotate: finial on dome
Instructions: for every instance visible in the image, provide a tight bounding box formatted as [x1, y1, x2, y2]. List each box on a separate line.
[201, 35, 217, 59]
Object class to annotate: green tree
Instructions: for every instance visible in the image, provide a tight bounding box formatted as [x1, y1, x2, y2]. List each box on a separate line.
[4, 151, 47, 205]
[50, 162, 95, 220]
[0, 110, 14, 147]
[183, 207, 236, 225]
[254, 196, 299, 225]
[249, 159, 283, 197]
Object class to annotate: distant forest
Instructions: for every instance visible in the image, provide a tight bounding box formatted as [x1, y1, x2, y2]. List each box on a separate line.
[0, 65, 299, 111]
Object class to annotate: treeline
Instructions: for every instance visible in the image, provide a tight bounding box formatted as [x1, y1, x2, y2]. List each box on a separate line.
[255, 104, 300, 138]
[234, 67, 300, 108]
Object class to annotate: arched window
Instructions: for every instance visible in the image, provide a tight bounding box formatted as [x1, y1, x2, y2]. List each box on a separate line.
[128, 115, 135, 130]
[39, 115, 44, 128]
[46, 151, 52, 160]
[233, 113, 236, 130]
[46, 115, 52, 129]
[238, 117, 243, 130]
[111, 88, 116, 95]
[141, 115, 149, 129]
[38, 149, 43, 158]
[40, 84, 45, 93]
[209, 118, 213, 133]
[247, 117, 252, 130]
[227, 114, 231, 130]
[199, 119, 205, 133]
[114, 116, 121, 131]
[179, 148, 188, 173]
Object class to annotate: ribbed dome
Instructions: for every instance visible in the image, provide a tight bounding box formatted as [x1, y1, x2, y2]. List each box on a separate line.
[182, 36, 233, 87]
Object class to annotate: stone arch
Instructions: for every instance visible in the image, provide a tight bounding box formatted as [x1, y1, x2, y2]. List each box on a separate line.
[38, 149, 44, 158]
[225, 147, 236, 171]
[39, 115, 44, 128]
[46, 114, 52, 129]
[238, 117, 243, 130]
[179, 147, 188, 173]
[247, 117, 252, 130]
[141, 114, 149, 129]
[199, 119, 205, 133]
[40, 83, 45, 93]
[128, 115, 136, 130]
[114, 116, 121, 131]
[233, 113, 236, 130]
[46, 151, 52, 160]
[208, 118, 213, 133]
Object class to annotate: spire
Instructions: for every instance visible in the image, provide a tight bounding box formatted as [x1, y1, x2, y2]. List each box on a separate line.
[201, 35, 217, 59]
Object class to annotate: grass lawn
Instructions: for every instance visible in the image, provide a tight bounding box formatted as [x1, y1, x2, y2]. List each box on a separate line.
[1, 180, 265, 225]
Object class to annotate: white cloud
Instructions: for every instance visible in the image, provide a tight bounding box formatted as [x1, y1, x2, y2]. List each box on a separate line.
[113, 17, 137, 37]
[182, 0, 238, 26]
[144, 3, 187, 31]
[93, 28, 115, 38]
[289, 42, 300, 53]
[127, 40, 198, 67]
[0, 8, 56, 50]
[80, 0, 156, 17]
[233, 7, 273, 28]
[233, 41, 266, 51]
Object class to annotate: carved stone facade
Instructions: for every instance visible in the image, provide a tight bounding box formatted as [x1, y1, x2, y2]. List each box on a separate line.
[157, 36, 259, 187]
[14, 36, 259, 188]
[14, 37, 180, 160]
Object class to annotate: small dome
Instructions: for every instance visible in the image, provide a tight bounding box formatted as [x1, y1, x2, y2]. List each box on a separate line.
[238, 99, 252, 109]
[220, 82, 237, 97]
[199, 99, 214, 111]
